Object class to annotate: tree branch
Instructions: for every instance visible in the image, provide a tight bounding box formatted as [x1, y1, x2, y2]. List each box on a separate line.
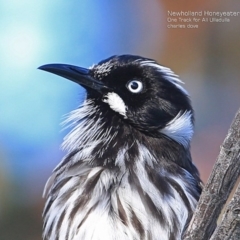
[210, 182, 240, 240]
[183, 108, 240, 240]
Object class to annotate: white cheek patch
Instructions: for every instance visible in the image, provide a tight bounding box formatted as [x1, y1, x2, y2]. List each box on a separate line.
[103, 92, 127, 118]
[160, 111, 193, 148]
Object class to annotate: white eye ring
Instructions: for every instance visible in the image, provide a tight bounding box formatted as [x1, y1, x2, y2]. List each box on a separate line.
[126, 80, 143, 93]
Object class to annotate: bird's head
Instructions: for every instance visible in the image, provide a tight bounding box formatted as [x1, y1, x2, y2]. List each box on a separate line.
[39, 55, 193, 148]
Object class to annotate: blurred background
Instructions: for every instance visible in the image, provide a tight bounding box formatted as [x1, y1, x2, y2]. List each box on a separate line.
[0, 0, 239, 239]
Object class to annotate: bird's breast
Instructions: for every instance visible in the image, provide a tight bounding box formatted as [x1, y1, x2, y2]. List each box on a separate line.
[43, 159, 199, 240]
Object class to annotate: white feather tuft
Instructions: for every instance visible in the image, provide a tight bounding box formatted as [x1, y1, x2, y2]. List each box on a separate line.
[103, 92, 127, 118]
[160, 111, 193, 148]
[54, 99, 114, 172]
[140, 60, 189, 95]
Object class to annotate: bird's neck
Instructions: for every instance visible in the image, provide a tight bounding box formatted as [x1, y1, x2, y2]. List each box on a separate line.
[58, 101, 198, 180]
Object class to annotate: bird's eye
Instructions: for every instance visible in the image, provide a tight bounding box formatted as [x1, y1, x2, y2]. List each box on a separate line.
[126, 80, 143, 93]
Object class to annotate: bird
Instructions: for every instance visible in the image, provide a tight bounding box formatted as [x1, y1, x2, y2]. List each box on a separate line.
[39, 54, 202, 240]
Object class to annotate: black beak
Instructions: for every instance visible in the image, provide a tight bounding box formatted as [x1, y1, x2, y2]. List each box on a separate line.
[38, 63, 108, 93]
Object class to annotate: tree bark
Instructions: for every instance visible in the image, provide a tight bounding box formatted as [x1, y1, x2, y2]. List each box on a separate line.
[183, 108, 240, 240]
[210, 182, 240, 240]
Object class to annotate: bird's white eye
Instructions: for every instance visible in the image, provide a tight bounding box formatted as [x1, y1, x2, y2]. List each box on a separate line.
[126, 80, 143, 93]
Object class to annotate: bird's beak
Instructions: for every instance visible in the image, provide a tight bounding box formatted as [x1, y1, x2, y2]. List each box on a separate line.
[38, 63, 107, 93]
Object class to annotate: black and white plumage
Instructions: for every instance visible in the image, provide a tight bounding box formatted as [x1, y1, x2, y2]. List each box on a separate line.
[39, 55, 202, 240]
